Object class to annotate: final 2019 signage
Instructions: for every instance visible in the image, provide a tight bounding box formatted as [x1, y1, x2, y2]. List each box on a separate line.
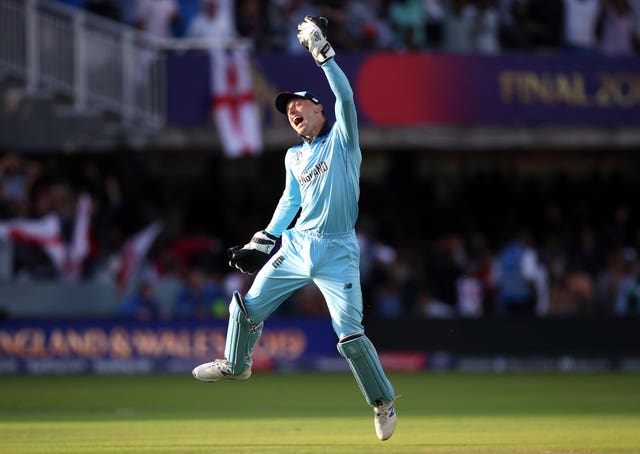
[353, 54, 640, 126]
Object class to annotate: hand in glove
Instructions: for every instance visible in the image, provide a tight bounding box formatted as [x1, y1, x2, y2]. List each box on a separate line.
[297, 16, 335, 66]
[228, 230, 278, 274]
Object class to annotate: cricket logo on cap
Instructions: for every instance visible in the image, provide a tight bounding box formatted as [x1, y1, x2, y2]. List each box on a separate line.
[294, 91, 319, 104]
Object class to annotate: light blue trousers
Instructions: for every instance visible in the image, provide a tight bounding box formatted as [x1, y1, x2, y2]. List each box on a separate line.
[245, 229, 365, 339]
[225, 228, 395, 405]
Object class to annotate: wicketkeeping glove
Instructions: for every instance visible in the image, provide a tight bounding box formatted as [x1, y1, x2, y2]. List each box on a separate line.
[297, 15, 335, 66]
[227, 230, 279, 274]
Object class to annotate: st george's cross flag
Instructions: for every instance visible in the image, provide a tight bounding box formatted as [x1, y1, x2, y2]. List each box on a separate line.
[210, 47, 263, 158]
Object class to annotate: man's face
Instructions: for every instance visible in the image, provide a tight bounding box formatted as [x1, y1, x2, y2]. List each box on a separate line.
[286, 98, 324, 138]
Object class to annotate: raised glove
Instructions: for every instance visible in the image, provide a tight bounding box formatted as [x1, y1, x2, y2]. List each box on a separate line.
[297, 16, 335, 66]
[227, 230, 278, 274]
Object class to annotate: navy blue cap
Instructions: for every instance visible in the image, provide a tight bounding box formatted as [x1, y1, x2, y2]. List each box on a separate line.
[275, 91, 321, 115]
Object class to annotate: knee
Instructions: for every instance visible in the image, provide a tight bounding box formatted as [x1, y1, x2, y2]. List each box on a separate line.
[337, 333, 369, 359]
[229, 291, 251, 324]
[339, 333, 363, 344]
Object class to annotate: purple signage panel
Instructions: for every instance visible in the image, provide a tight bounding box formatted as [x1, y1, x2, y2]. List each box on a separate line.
[166, 51, 640, 127]
[0, 318, 340, 374]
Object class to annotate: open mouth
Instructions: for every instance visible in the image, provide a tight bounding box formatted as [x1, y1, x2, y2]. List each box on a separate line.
[292, 116, 303, 127]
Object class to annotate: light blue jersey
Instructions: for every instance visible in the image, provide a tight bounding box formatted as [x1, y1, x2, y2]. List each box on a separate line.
[266, 59, 362, 237]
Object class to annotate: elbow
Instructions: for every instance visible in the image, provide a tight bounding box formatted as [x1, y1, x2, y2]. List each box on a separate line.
[341, 85, 354, 102]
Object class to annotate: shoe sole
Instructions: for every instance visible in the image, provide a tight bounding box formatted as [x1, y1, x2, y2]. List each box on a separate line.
[192, 370, 252, 382]
[193, 375, 251, 382]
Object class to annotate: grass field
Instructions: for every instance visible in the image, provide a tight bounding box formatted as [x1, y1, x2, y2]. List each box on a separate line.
[1, 372, 639, 453]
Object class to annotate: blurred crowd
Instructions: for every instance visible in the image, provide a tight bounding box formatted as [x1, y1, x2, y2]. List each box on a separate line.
[55, 0, 640, 56]
[4, 1, 640, 321]
[2, 151, 640, 320]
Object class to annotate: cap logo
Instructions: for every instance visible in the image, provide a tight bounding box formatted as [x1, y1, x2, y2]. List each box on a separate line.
[294, 92, 319, 104]
[275, 91, 320, 114]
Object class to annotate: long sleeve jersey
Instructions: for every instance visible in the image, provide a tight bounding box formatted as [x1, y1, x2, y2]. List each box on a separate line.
[266, 59, 362, 237]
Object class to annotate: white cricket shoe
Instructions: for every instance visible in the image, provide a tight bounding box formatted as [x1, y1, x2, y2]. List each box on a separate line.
[373, 399, 396, 441]
[192, 359, 251, 382]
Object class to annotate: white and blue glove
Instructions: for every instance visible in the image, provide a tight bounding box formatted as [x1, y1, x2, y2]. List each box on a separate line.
[227, 230, 278, 274]
[297, 16, 335, 66]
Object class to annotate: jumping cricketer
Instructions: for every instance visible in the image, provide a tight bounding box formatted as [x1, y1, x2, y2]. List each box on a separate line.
[192, 15, 396, 441]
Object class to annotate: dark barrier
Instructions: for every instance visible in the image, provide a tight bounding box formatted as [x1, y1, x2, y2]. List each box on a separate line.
[366, 317, 640, 356]
[366, 317, 640, 372]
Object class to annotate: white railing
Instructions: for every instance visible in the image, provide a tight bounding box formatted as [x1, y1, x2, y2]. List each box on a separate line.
[0, 0, 167, 128]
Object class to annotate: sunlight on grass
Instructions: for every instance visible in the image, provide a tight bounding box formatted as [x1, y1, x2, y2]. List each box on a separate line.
[1, 373, 639, 453]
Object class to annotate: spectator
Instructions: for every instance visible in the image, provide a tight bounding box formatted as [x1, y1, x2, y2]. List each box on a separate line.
[134, 0, 181, 84]
[493, 230, 540, 316]
[236, 0, 271, 49]
[117, 281, 164, 320]
[425, 233, 466, 314]
[163, 234, 223, 278]
[415, 287, 455, 318]
[0, 153, 40, 219]
[613, 247, 640, 315]
[186, 0, 237, 43]
[267, 0, 319, 54]
[570, 227, 602, 278]
[499, 0, 535, 51]
[527, 0, 564, 51]
[443, 0, 476, 53]
[424, 0, 446, 49]
[173, 0, 201, 36]
[135, 0, 181, 38]
[388, 0, 427, 50]
[599, 0, 637, 56]
[172, 267, 226, 319]
[562, 0, 603, 53]
[114, 0, 139, 25]
[375, 273, 406, 318]
[603, 203, 634, 250]
[565, 264, 596, 314]
[464, 233, 497, 314]
[357, 217, 397, 287]
[473, 0, 502, 54]
[344, 0, 394, 50]
[78, 163, 122, 277]
[498, 0, 520, 26]
[456, 264, 484, 317]
[315, 1, 360, 51]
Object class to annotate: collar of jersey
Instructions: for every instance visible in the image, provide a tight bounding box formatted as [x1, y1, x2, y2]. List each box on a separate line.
[299, 120, 332, 144]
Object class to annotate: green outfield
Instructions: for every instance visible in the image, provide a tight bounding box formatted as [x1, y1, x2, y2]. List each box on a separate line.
[1, 372, 639, 453]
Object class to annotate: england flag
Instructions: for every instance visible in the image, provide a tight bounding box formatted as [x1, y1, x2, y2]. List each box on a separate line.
[210, 47, 263, 158]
